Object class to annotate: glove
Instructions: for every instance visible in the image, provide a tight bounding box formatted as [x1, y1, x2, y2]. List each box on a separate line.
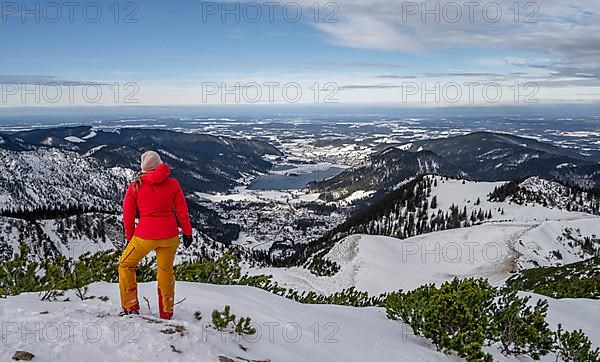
[182, 234, 193, 248]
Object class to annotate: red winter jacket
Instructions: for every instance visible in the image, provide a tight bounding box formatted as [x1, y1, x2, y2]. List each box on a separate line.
[122, 163, 192, 241]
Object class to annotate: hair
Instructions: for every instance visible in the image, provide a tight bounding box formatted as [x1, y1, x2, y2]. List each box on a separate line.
[133, 171, 146, 190]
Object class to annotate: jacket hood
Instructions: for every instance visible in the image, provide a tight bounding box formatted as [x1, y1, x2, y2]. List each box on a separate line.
[142, 163, 171, 184]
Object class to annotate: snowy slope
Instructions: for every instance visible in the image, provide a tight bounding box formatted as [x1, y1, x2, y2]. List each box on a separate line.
[0, 213, 123, 260]
[0, 148, 132, 212]
[252, 230, 519, 295]
[410, 177, 600, 268]
[516, 218, 600, 268]
[1, 282, 597, 362]
[428, 176, 591, 224]
[251, 176, 600, 295]
[0, 282, 457, 362]
[253, 220, 600, 296]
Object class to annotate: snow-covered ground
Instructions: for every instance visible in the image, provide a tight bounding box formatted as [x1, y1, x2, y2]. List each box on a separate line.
[516, 217, 600, 268]
[195, 187, 321, 204]
[249, 230, 518, 295]
[2, 282, 598, 362]
[0, 282, 457, 362]
[312, 229, 523, 294]
[338, 190, 376, 205]
[534, 293, 600, 347]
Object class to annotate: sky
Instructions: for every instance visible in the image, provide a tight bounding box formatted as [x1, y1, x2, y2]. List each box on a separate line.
[1, 0, 600, 107]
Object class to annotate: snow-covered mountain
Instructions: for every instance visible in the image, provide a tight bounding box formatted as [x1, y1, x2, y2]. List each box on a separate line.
[0, 125, 290, 260]
[312, 148, 457, 197]
[316, 131, 600, 197]
[489, 176, 600, 214]
[259, 176, 600, 292]
[0, 147, 130, 259]
[0, 148, 131, 213]
[8, 126, 282, 192]
[0, 145, 226, 260]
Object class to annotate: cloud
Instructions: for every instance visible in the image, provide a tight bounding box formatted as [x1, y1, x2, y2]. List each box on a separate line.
[315, 14, 426, 52]
[302, 0, 600, 79]
[340, 84, 405, 89]
[375, 75, 418, 79]
[0, 75, 107, 85]
[424, 72, 503, 77]
[373, 71, 549, 84]
[303, 62, 405, 69]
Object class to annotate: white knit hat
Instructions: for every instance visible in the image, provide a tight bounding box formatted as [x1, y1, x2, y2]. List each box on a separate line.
[140, 151, 162, 172]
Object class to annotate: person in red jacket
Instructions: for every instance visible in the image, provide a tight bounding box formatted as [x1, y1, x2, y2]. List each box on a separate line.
[118, 150, 193, 319]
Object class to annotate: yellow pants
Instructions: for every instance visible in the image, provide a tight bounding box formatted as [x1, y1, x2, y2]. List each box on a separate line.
[118, 235, 179, 319]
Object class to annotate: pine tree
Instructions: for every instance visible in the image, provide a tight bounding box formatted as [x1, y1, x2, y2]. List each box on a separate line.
[491, 291, 553, 359]
[555, 324, 600, 362]
[430, 196, 438, 209]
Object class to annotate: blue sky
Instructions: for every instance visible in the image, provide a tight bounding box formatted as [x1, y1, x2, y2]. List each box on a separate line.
[1, 0, 599, 106]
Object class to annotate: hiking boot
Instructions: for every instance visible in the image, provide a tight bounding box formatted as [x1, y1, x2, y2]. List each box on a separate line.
[118, 310, 140, 317]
